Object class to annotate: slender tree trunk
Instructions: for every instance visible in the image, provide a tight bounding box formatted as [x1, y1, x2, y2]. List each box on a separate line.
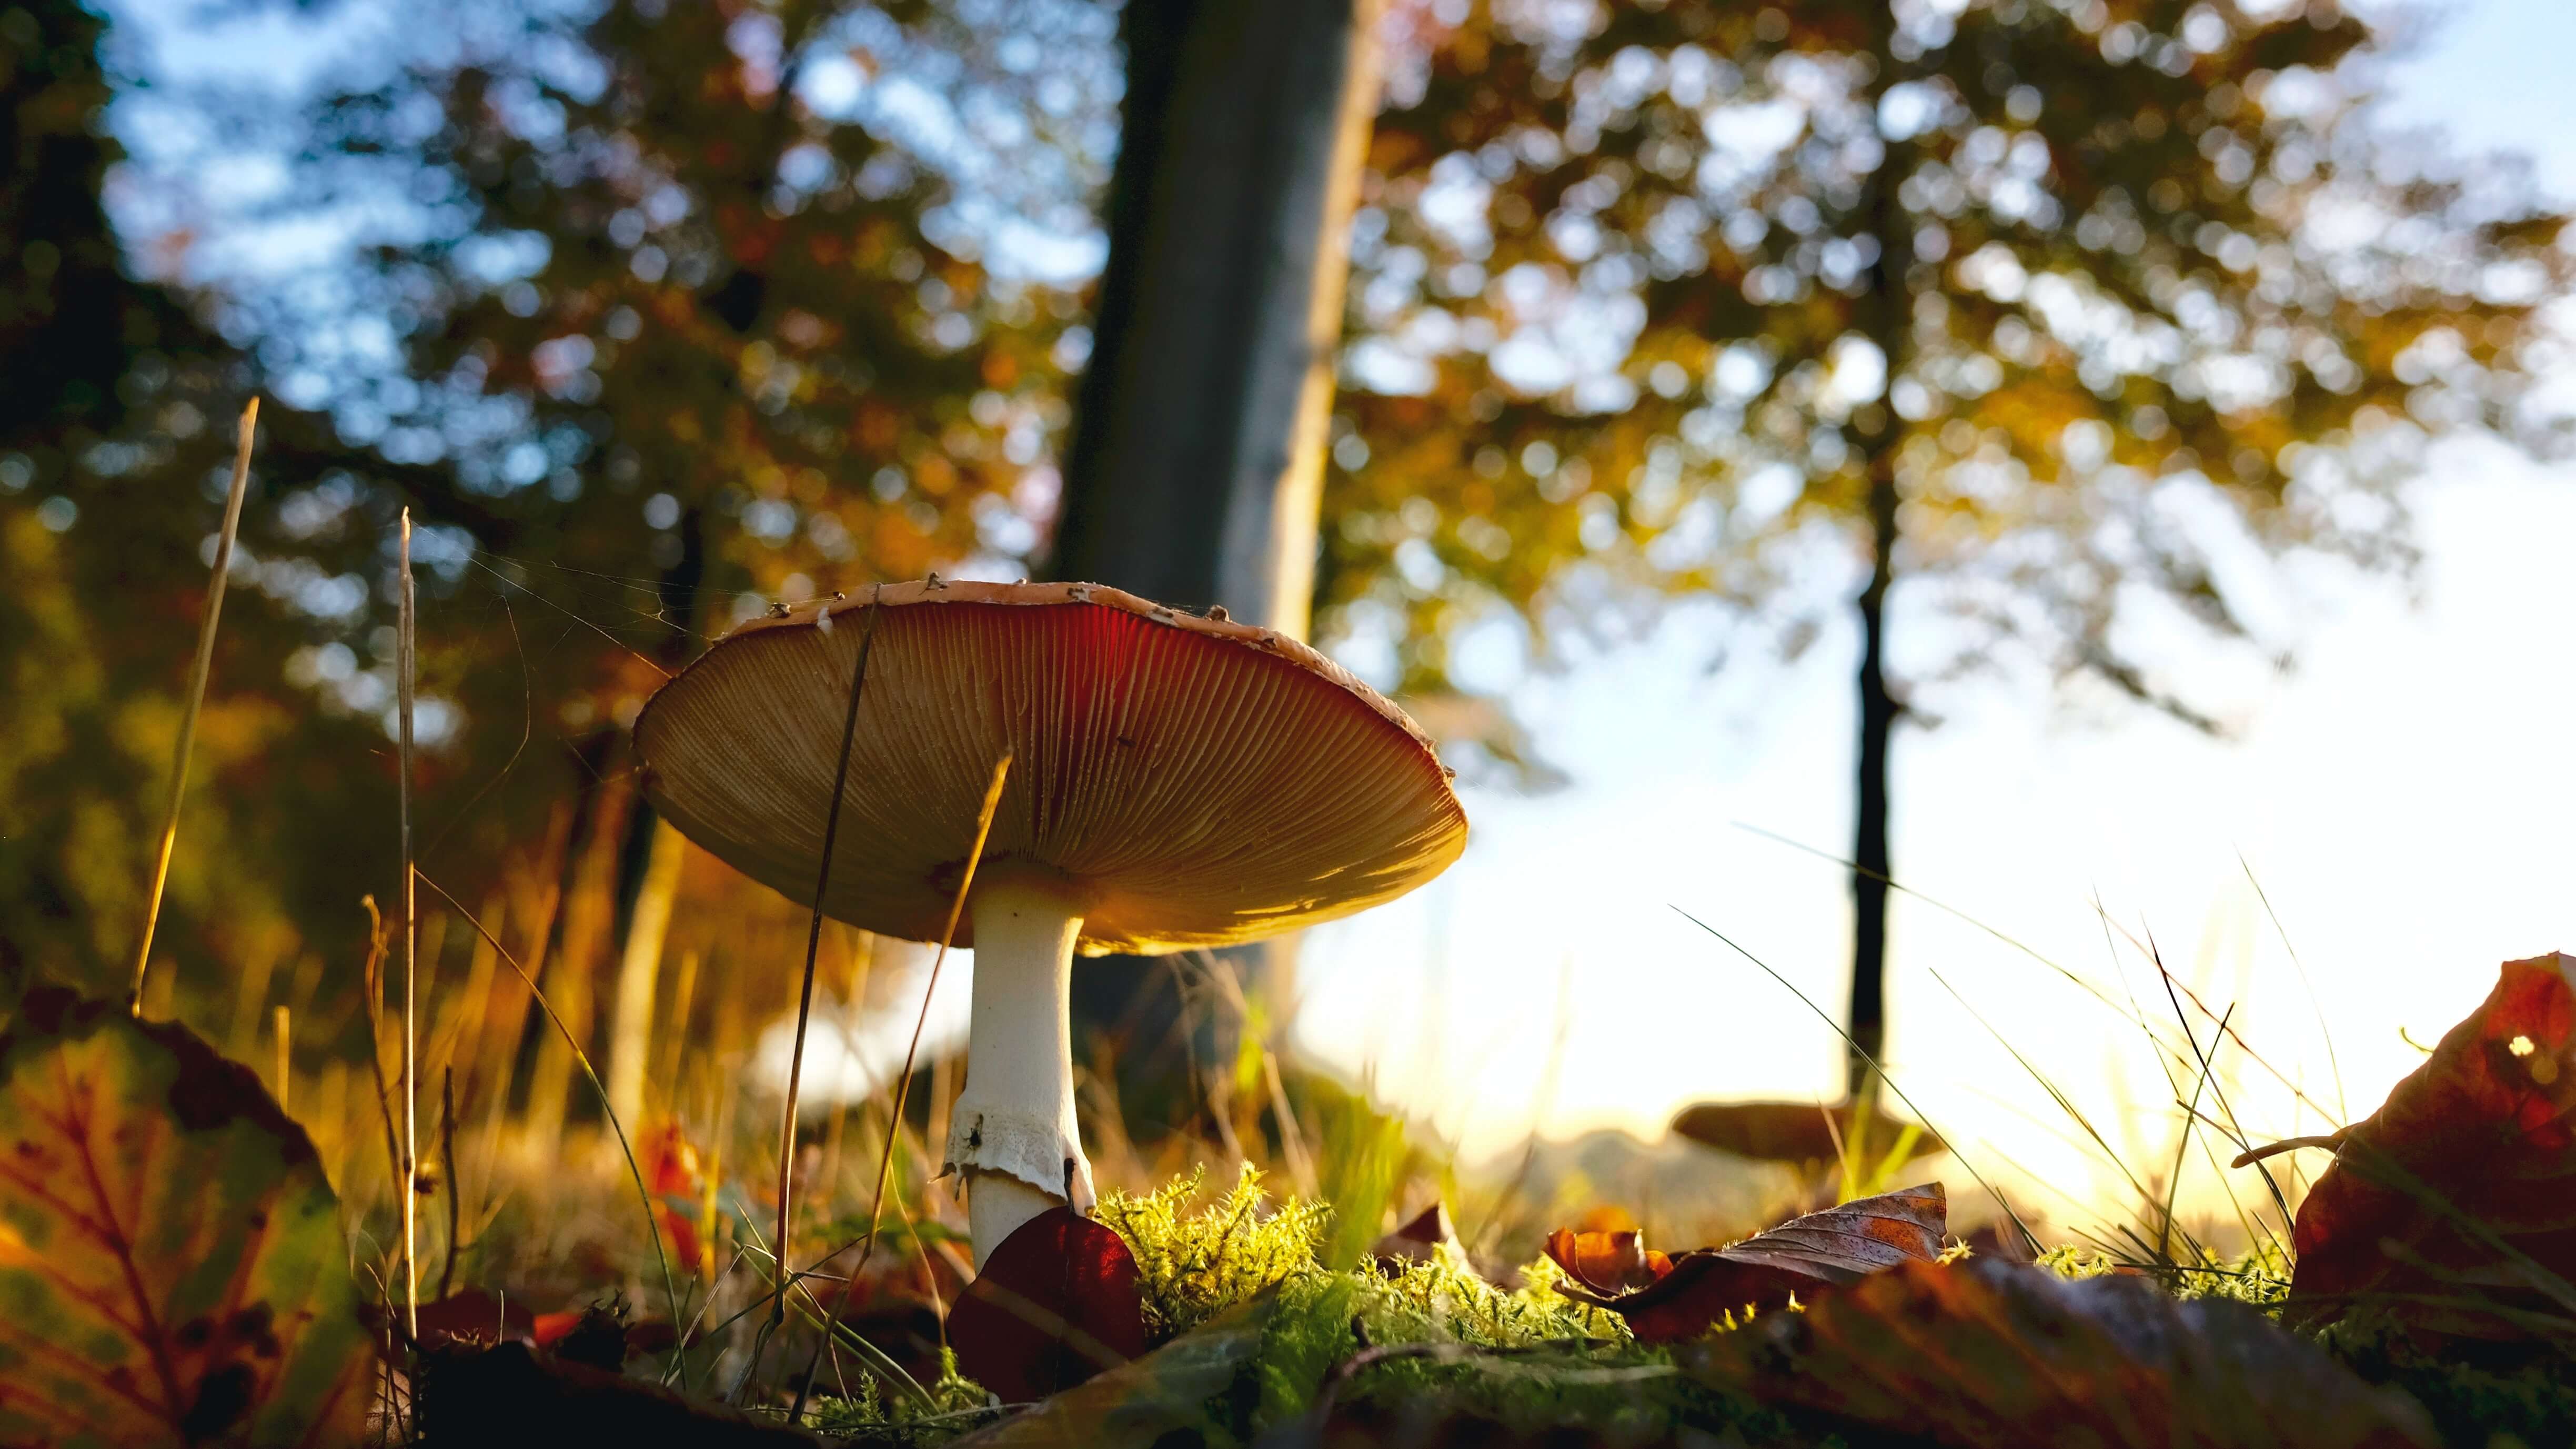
[523, 764, 634, 1151]
[1849, 454, 1899, 1094]
[606, 818, 686, 1126]
[601, 505, 708, 1130]
[1847, 33, 1914, 1097]
[1047, 0, 1382, 633]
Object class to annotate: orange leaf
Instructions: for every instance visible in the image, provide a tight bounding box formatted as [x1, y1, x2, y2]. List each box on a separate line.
[2286, 951, 2576, 1340]
[639, 1121, 703, 1200]
[1542, 1227, 1673, 1297]
[637, 1120, 706, 1268]
[1558, 1184, 1946, 1343]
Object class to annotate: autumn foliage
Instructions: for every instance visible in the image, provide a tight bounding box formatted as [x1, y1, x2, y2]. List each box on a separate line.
[2286, 951, 2576, 1341]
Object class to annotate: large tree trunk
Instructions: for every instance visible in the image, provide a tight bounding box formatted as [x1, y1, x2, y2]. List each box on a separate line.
[1046, 0, 1382, 1111]
[1047, 0, 1381, 633]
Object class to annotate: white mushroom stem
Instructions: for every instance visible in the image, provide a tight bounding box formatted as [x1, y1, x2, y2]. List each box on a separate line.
[943, 869, 1097, 1270]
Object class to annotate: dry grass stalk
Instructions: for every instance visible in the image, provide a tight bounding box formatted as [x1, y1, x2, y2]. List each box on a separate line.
[129, 396, 260, 1016]
[766, 590, 885, 1366]
[418, 871, 679, 1322]
[790, 748, 1012, 1423]
[398, 508, 421, 1343]
[273, 1004, 291, 1116]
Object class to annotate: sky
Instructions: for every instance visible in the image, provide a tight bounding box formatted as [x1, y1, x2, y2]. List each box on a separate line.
[1284, 1, 2576, 1235]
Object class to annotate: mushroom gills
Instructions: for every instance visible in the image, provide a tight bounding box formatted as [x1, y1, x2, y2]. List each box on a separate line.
[942, 869, 1098, 1269]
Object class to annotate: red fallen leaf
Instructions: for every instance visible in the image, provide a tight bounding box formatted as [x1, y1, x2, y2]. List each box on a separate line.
[1554, 1183, 1946, 1343]
[949, 1299, 1272, 1446]
[640, 1120, 703, 1199]
[1671, 1099, 1945, 1165]
[1688, 1256, 2438, 1448]
[2286, 951, 2576, 1339]
[530, 1310, 585, 1350]
[1542, 1227, 1673, 1296]
[947, 1206, 1150, 1402]
[639, 1120, 708, 1269]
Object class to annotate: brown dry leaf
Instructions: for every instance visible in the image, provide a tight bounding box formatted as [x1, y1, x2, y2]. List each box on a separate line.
[1688, 1256, 2437, 1448]
[1371, 1202, 1471, 1274]
[2285, 951, 2576, 1340]
[1554, 1184, 1945, 1344]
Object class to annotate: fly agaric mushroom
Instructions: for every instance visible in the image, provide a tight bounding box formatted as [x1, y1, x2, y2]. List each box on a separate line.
[633, 579, 1467, 1266]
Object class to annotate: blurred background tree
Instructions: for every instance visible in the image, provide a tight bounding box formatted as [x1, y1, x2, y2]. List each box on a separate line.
[0, 0, 1106, 1099]
[1322, 0, 2571, 1091]
[0, 0, 396, 1011]
[284, 0, 1089, 1134]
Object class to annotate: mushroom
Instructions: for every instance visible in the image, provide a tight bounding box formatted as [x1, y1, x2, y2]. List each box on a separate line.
[633, 579, 1467, 1266]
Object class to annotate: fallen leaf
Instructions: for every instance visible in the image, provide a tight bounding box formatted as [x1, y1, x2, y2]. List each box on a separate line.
[2286, 951, 2576, 1340]
[639, 1119, 707, 1269]
[0, 988, 373, 1446]
[1688, 1256, 2438, 1448]
[640, 1120, 702, 1198]
[1371, 1202, 1473, 1274]
[1669, 1099, 1944, 1165]
[1541, 1227, 1672, 1297]
[947, 1206, 1150, 1402]
[949, 1297, 1272, 1447]
[1555, 1184, 1946, 1343]
[416, 1338, 825, 1446]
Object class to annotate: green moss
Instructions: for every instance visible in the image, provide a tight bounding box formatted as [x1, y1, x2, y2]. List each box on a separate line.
[809, 1347, 1009, 1446]
[2034, 1244, 2123, 1279]
[2167, 1243, 2292, 1311]
[1091, 1165, 1790, 1443]
[2318, 1315, 2576, 1449]
[1240, 1263, 1681, 1438]
[1094, 1164, 1332, 1338]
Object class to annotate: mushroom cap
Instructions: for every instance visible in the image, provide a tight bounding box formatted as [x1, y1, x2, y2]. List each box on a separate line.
[633, 579, 1469, 955]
